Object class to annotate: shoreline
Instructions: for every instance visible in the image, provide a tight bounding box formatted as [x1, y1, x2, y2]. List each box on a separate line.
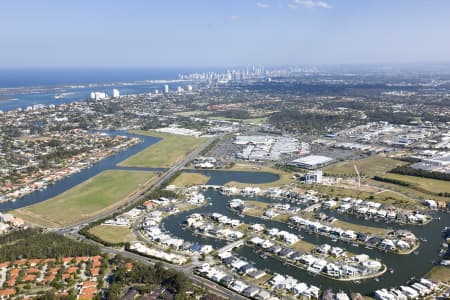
[1, 137, 141, 206]
[246, 243, 388, 282]
[238, 208, 420, 256]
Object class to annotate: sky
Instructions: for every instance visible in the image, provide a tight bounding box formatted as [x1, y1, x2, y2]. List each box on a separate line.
[1, 0, 450, 68]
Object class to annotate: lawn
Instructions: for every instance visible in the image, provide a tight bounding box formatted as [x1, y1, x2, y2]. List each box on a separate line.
[242, 117, 268, 125]
[171, 172, 210, 187]
[223, 164, 295, 188]
[382, 173, 450, 194]
[324, 155, 407, 178]
[206, 116, 268, 124]
[244, 200, 271, 209]
[243, 208, 264, 217]
[88, 225, 136, 244]
[332, 220, 389, 236]
[119, 131, 207, 168]
[292, 240, 317, 252]
[367, 178, 450, 203]
[13, 170, 156, 227]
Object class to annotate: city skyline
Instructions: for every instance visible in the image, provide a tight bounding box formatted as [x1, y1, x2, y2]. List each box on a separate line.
[1, 0, 450, 68]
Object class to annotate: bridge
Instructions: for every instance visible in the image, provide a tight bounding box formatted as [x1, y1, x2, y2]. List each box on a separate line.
[200, 185, 223, 190]
[304, 203, 321, 212]
[217, 238, 246, 253]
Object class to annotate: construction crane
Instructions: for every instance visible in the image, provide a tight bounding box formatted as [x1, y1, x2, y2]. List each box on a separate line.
[354, 164, 361, 189]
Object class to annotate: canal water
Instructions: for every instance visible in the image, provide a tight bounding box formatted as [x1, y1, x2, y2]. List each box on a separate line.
[0, 131, 162, 211]
[0, 132, 280, 213]
[2, 136, 448, 295]
[163, 176, 450, 295]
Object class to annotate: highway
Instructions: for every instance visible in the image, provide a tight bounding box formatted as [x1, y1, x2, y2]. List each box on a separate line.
[58, 135, 219, 234]
[56, 134, 248, 299]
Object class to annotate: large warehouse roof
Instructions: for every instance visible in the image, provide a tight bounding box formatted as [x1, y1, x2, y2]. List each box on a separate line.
[288, 155, 333, 169]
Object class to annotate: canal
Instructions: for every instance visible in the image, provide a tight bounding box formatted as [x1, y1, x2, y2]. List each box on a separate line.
[163, 172, 450, 295]
[0, 131, 162, 211]
[1, 136, 448, 295]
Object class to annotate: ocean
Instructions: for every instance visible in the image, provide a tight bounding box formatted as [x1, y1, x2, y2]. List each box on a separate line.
[0, 68, 209, 111]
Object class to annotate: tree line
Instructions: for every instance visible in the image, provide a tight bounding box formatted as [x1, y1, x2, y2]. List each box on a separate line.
[108, 257, 192, 300]
[390, 165, 450, 181]
[0, 229, 100, 262]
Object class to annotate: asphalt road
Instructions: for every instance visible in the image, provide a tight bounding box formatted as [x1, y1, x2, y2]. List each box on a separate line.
[55, 134, 248, 299]
[58, 135, 219, 234]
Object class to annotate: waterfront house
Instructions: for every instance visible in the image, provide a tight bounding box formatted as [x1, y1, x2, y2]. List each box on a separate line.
[308, 259, 327, 273]
[341, 265, 359, 277]
[379, 239, 397, 251]
[303, 285, 320, 299]
[248, 269, 266, 279]
[255, 289, 271, 300]
[336, 292, 350, 300]
[317, 244, 331, 254]
[299, 254, 316, 266]
[400, 286, 419, 299]
[268, 274, 285, 287]
[330, 247, 345, 257]
[291, 282, 308, 295]
[375, 289, 396, 300]
[243, 287, 260, 298]
[389, 289, 407, 300]
[230, 280, 248, 293]
[326, 263, 340, 277]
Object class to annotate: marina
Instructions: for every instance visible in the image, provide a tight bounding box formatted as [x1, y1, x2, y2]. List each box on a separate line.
[163, 184, 450, 294]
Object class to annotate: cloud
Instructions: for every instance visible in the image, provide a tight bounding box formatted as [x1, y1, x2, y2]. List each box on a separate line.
[292, 0, 331, 9]
[256, 2, 270, 8]
[227, 15, 241, 22]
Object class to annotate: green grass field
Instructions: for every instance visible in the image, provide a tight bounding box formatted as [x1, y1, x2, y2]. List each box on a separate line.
[174, 110, 213, 117]
[206, 116, 268, 124]
[171, 172, 210, 186]
[173, 111, 268, 125]
[324, 155, 407, 177]
[292, 240, 317, 252]
[13, 170, 156, 227]
[368, 178, 450, 203]
[88, 225, 136, 244]
[119, 131, 207, 168]
[243, 117, 268, 124]
[382, 173, 450, 194]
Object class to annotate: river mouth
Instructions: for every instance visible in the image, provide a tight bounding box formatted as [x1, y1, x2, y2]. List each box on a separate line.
[163, 185, 449, 295]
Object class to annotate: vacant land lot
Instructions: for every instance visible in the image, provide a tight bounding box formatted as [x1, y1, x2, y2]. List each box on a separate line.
[13, 170, 156, 227]
[302, 184, 421, 209]
[324, 156, 407, 178]
[382, 173, 450, 194]
[88, 225, 136, 244]
[292, 240, 319, 252]
[171, 172, 210, 186]
[332, 220, 389, 236]
[425, 266, 450, 282]
[119, 131, 207, 168]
